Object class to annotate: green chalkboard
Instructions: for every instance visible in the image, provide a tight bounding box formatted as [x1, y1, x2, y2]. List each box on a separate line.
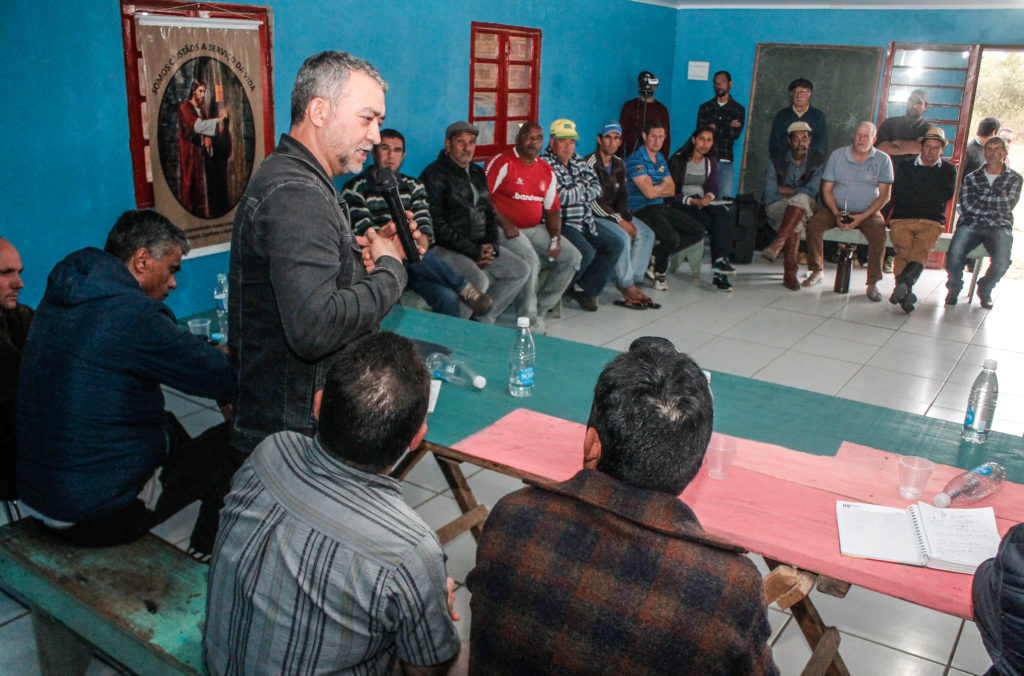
[740, 43, 884, 200]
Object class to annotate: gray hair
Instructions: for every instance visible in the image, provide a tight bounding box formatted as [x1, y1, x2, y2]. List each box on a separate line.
[104, 210, 190, 262]
[290, 51, 388, 126]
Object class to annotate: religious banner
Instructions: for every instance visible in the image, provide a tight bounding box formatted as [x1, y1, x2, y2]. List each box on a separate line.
[137, 15, 266, 252]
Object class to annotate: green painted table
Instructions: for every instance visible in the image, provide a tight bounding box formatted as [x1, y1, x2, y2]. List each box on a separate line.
[382, 305, 1023, 481]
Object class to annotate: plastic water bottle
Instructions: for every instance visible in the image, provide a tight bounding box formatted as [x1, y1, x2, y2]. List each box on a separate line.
[425, 353, 486, 390]
[214, 273, 229, 341]
[933, 462, 1007, 507]
[962, 360, 998, 443]
[508, 317, 535, 397]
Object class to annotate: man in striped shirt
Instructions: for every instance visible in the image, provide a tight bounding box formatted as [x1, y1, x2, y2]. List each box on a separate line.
[205, 331, 461, 675]
[343, 129, 493, 318]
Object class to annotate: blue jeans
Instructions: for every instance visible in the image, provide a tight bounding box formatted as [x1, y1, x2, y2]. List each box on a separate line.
[718, 160, 734, 198]
[944, 224, 1013, 298]
[408, 250, 468, 317]
[595, 217, 655, 288]
[561, 224, 625, 296]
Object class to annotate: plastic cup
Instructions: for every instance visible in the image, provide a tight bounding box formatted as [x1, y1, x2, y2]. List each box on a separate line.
[705, 434, 738, 480]
[188, 318, 211, 338]
[898, 456, 934, 500]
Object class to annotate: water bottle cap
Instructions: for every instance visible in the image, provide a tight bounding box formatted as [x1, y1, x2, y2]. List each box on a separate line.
[517, 316, 530, 328]
[933, 492, 951, 508]
[983, 359, 997, 370]
[472, 375, 487, 389]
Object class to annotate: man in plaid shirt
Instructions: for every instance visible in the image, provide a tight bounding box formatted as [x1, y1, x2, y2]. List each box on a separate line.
[540, 119, 623, 312]
[945, 135, 1022, 309]
[467, 338, 778, 675]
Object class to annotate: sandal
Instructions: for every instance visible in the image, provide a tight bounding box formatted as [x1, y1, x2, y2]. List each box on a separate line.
[641, 297, 661, 309]
[613, 299, 647, 310]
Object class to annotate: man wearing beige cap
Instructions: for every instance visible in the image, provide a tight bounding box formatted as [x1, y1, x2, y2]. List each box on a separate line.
[887, 126, 957, 312]
[540, 119, 623, 311]
[761, 120, 825, 290]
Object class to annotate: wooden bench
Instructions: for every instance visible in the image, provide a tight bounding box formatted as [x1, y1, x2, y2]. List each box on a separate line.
[0, 518, 206, 675]
[810, 229, 990, 301]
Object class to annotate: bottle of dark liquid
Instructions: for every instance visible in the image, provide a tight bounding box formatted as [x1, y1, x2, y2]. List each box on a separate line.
[833, 241, 853, 294]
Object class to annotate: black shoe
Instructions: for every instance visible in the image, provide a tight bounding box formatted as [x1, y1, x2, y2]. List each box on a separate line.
[979, 293, 994, 310]
[899, 292, 917, 314]
[566, 286, 598, 311]
[945, 291, 958, 306]
[712, 274, 733, 292]
[712, 258, 736, 276]
[889, 281, 909, 305]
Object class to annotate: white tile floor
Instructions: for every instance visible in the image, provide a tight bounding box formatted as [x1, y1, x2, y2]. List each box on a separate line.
[3, 254, 1022, 674]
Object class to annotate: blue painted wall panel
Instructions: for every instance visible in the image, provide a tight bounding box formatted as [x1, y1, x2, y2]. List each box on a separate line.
[668, 9, 1024, 197]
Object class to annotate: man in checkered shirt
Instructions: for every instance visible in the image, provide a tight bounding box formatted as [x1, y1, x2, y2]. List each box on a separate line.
[945, 135, 1022, 310]
[466, 338, 778, 675]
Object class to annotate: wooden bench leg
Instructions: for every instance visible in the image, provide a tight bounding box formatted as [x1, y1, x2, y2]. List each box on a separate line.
[31, 609, 92, 676]
[434, 456, 486, 542]
[765, 558, 850, 676]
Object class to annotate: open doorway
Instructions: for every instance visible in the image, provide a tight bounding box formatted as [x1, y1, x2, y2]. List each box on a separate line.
[968, 48, 1024, 280]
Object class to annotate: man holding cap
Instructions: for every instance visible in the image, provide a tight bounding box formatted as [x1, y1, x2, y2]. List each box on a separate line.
[769, 78, 828, 157]
[541, 119, 623, 312]
[420, 121, 531, 324]
[761, 120, 825, 290]
[620, 70, 671, 158]
[585, 121, 658, 309]
[486, 122, 581, 332]
[887, 126, 957, 313]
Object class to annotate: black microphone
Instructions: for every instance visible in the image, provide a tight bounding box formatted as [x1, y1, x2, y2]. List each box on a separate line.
[373, 166, 421, 264]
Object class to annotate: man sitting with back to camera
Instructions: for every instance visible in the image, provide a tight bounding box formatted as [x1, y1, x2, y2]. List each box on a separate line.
[17, 210, 237, 558]
[205, 331, 460, 675]
[467, 337, 778, 675]
[342, 128, 493, 318]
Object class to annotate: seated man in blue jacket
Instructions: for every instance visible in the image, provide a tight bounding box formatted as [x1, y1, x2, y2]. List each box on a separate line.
[17, 210, 238, 558]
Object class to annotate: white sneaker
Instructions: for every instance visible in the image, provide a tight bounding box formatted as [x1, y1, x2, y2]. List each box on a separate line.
[530, 317, 548, 334]
[652, 273, 668, 291]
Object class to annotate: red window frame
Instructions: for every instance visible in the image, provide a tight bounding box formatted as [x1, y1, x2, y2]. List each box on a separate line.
[469, 22, 541, 162]
[119, 1, 275, 208]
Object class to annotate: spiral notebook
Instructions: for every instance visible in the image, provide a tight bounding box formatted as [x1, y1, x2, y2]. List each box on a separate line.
[835, 500, 1001, 574]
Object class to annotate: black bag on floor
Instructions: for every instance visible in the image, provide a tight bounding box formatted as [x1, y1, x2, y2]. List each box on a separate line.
[731, 193, 759, 263]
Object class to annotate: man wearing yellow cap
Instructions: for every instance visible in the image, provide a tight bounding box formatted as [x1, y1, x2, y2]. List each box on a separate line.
[887, 126, 957, 313]
[540, 119, 624, 312]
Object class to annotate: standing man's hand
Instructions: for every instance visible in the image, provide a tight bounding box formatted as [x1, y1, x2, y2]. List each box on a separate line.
[356, 228, 404, 273]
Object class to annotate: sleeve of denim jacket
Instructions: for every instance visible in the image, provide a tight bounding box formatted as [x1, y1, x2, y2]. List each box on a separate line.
[257, 181, 406, 361]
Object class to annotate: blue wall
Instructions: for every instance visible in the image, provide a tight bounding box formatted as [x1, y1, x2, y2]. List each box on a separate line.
[1, 0, 674, 316]
[668, 9, 1024, 196]
[6, 2, 1024, 316]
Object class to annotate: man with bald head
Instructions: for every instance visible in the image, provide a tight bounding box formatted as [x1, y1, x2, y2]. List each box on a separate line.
[1, 238, 30, 501]
[803, 122, 894, 300]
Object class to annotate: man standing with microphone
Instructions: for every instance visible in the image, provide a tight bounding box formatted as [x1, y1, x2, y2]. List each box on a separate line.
[229, 51, 418, 454]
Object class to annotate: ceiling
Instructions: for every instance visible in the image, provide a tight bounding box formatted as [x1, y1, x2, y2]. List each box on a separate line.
[633, 0, 1023, 8]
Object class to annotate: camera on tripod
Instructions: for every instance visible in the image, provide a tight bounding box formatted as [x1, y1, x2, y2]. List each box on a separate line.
[638, 71, 659, 97]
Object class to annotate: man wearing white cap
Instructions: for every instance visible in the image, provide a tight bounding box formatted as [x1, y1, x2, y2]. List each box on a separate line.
[887, 126, 957, 313]
[585, 121, 658, 309]
[761, 121, 825, 290]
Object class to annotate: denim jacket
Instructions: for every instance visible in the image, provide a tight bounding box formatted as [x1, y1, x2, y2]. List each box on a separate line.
[228, 134, 406, 452]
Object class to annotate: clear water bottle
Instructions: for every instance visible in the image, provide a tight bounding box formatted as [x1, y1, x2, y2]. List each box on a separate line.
[214, 273, 229, 341]
[508, 316, 535, 397]
[424, 353, 486, 390]
[962, 359, 998, 443]
[933, 462, 1007, 507]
